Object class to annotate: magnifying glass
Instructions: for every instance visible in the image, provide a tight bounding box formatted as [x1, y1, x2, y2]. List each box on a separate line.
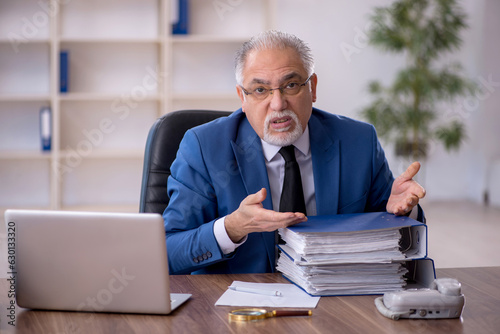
[229, 308, 312, 321]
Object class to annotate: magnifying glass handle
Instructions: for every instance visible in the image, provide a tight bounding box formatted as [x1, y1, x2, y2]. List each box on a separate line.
[272, 310, 312, 317]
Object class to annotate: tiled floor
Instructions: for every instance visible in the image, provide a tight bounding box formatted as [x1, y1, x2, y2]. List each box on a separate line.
[0, 201, 499, 278]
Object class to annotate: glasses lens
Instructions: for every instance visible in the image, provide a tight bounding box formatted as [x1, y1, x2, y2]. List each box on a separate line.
[251, 88, 270, 100]
[283, 84, 302, 96]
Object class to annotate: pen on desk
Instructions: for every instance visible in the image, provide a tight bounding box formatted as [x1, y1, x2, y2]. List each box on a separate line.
[228, 286, 283, 297]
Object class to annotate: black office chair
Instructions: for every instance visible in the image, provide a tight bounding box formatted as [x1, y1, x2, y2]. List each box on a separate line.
[139, 109, 232, 214]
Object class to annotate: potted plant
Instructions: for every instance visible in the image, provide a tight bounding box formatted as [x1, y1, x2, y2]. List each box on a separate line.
[361, 0, 477, 161]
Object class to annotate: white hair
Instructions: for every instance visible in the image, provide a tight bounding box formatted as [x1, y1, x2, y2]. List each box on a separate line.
[234, 30, 315, 85]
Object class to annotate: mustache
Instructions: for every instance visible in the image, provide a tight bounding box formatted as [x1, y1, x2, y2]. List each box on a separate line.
[264, 110, 298, 127]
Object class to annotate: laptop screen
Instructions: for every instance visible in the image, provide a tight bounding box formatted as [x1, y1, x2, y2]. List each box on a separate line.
[5, 209, 190, 314]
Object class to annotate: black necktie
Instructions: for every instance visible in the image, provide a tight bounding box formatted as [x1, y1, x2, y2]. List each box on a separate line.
[278, 145, 307, 215]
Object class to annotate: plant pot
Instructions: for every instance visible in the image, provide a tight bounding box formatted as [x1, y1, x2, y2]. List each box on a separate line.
[395, 139, 428, 160]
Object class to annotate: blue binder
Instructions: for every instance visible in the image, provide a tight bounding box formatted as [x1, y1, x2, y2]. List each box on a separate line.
[60, 51, 69, 93]
[289, 212, 423, 233]
[172, 0, 189, 34]
[39, 106, 51, 152]
[284, 212, 427, 260]
[277, 212, 435, 296]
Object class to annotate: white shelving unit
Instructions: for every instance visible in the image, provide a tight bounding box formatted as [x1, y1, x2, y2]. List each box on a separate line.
[0, 0, 275, 211]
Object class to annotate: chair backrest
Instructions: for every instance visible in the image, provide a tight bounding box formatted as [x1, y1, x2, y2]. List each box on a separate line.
[139, 109, 232, 214]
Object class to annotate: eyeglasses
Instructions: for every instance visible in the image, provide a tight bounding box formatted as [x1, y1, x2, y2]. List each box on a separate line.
[240, 74, 314, 101]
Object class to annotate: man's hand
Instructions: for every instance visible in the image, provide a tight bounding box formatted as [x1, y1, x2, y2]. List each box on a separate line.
[224, 188, 307, 243]
[386, 162, 426, 216]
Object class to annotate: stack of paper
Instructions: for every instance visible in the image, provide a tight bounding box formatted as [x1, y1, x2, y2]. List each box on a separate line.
[277, 212, 426, 296]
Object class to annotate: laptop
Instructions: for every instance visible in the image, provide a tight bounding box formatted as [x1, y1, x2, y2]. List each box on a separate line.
[4, 209, 191, 314]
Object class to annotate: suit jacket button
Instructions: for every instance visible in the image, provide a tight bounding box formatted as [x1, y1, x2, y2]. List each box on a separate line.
[197, 255, 204, 262]
[202, 253, 208, 260]
[193, 257, 199, 263]
[207, 252, 212, 258]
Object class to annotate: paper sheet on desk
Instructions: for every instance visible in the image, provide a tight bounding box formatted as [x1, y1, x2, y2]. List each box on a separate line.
[215, 281, 320, 308]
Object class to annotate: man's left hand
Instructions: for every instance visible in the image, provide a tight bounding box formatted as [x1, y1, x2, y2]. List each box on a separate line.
[386, 162, 426, 216]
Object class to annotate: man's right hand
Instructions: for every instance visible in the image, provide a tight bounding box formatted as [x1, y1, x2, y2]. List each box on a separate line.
[224, 188, 307, 243]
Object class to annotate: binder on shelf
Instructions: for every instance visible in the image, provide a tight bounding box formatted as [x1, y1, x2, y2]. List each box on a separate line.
[60, 50, 69, 93]
[276, 212, 434, 296]
[39, 106, 51, 152]
[172, 0, 189, 34]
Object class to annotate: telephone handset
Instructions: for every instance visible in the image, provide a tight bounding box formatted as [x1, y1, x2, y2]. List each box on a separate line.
[375, 278, 465, 320]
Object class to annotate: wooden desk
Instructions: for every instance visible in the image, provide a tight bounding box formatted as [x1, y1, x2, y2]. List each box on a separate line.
[1, 267, 499, 333]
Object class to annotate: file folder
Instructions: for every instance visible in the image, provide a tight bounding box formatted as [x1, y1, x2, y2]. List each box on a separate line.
[402, 258, 436, 289]
[278, 255, 436, 296]
[277, 212, 435, 296]
[280, 212, 428, 262]
[39, 106, 51, 151]
[60, 51, 69, 93]
[172, 0, 188, 34]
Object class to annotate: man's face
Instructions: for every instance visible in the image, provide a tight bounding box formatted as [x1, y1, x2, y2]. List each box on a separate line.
[237, 48, 317, 146]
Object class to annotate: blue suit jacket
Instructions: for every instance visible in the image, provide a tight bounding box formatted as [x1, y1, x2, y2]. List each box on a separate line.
[164, 108, 395, 274]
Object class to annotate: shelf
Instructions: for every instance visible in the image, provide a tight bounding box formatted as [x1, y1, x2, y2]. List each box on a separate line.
[59, 42, 160, 95]
[0, 0, 51, 42]
[171, 35, 250, 44]
[0, 94, 50, 102]
[0, 150, 52, 160]
[172, 92, 239, 100]
[171, 42, 239, 95]
[59, 0, 159, 40]
[57, 204, 140, 213]
[59, 37, 162, 44]
[59, 92, 162, 102]
[0, 158, 51, 208]
[0, 42, 50, 95]
[187, 0, 270, 37]
[59, 100, 157, 152]
[0, 101, 51, 152]
[61, 157, 143, 208]
[0, 0, 273, 210]
[59, 149, 144, 160]
[0, 38, 50, 45]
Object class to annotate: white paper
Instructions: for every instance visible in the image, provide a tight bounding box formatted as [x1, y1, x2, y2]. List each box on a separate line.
[277, 252, 408, 296]
[215, 281, 320, 308]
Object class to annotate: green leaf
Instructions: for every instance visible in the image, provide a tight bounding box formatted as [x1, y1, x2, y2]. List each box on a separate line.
[435, 121, 467, 151]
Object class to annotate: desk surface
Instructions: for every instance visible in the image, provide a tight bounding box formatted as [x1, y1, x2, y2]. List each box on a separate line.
[1, 267, 499, 334]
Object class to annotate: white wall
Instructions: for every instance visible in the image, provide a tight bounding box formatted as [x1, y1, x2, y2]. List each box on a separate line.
[272, 0, 500, 203]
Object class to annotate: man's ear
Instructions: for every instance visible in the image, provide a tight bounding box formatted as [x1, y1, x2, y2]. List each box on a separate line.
[310, 73, 318, 103]
[236, 85, 246, 112]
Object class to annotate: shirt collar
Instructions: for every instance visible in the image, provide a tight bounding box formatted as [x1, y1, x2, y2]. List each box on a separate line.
[261, 125, 310, 162]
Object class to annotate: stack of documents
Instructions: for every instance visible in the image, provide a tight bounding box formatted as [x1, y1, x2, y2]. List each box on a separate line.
[277, 212, 427, 296]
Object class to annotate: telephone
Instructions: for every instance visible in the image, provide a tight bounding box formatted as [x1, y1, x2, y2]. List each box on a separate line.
[375, 278, 465, 320]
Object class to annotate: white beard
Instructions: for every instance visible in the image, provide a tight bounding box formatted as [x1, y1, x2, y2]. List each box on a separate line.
[263, 110, 304, 146]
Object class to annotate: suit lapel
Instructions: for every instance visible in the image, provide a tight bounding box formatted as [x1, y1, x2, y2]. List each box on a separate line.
[231, 116, 280, 271]
[309, 114, 340, 215]
[230, 118, 273, 209]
